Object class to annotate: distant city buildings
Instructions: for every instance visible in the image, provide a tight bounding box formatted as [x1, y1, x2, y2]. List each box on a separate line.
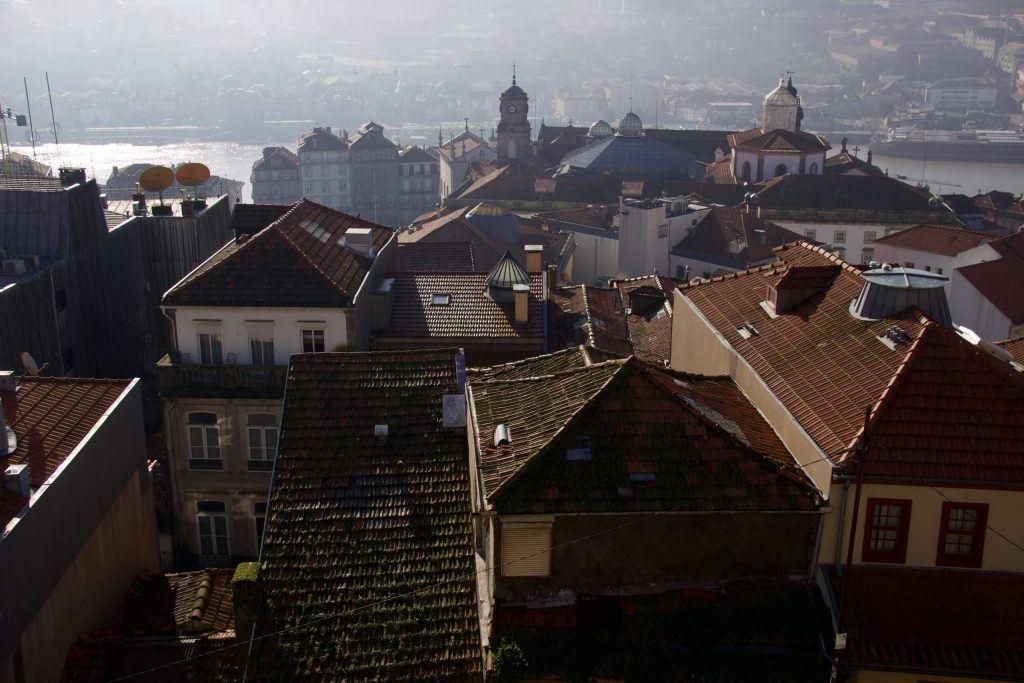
[250, 146, 301, 204]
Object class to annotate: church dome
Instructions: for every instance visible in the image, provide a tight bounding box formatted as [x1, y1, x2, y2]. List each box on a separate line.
[501, 82, 527, 99]
[617, 111, 643, 136]
[764, 78, 799, 107]
[588, 119, 613, 138]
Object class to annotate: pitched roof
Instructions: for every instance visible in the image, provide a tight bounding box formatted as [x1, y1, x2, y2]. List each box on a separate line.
[380, 272, 544, 339]
[469, 358, 815, 514]
[823, 151, 885, 176]
[396, 242, 476, 272]
[681, 242, 1024, 482]
[251, 147, 300, 172]
[840, 566, 1024, 679]
[533, 205, 618, 232]
[956, 231, 1024, 324]
[872, 223, 993, 256]
[397, 146, 437, 163]
[673, 207, 808, 266]
[296, 127, 347, 152]
[2, 377, 132, 528]
[996, 336, 1024, 362]
[728, 127, 830, 153]
[250, 350, 482, 681]
[751, 174, 949, 219]
[468, 346, 597, 382]
[615, 274, 681, 365]
[162, 199, 393, 308]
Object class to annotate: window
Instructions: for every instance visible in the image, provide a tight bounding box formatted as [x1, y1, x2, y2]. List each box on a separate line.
[834, 230, 846, 244]
[197, 328, 223, 365]
[809, 162, 819, 175]
[502, 522, 552, 576]
[937, 502, 987, 568]
[924, 265, 931, 272]
[905, 262, 915, 268]
[321, 181, 329, 193]
[937, 267, 943, 275]
[249, 336, 274, 366]
[303, 166, 310, 178]
[737, 158, 749, 179]
[861, 248, 874, 265]
[301, 328, 325, 353]
[774, 163, 788, 177]
[254, 501, 268, 551]
[864, 230, 877, 244]
[188, 412, 222, 470]
[862, 498, 911, 563]
[247, 413, 278, 470]
[803, 229, 817, 240]
[197, 501, 229, 557]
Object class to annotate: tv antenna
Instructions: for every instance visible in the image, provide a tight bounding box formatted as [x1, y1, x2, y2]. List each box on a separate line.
[45, 72, 62, 153]
[139, 165, 174, 207]
[23, 77, 38, 159]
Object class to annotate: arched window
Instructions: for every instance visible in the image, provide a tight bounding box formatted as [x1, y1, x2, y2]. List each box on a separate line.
[774, 163, 788, 178]
[741, 161, 751, 181]
[809, 162, 819, 175]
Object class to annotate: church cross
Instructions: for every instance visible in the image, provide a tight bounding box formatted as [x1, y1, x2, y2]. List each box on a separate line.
[852, 145, 860, 157]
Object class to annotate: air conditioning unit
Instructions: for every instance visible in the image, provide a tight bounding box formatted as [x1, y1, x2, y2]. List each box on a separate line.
[2, 259, 26, 275]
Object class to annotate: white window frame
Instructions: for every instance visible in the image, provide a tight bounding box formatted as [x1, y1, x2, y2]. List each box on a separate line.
[247, 413, 279, 470]
[197, 500, 230, 557]
[194, 321, 223, 365]
[188, 412, 222, 470]
[300, 323, 326, 353]
[246, 321, 276, 366]
[833, 230, 846, 244]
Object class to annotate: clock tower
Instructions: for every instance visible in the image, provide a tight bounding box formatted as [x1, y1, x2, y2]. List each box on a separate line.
[496, 68, 531, 164]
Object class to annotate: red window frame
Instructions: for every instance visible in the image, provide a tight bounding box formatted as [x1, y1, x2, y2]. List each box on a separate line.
[936, 502, 987, 568]
[862, 498, 912, 564]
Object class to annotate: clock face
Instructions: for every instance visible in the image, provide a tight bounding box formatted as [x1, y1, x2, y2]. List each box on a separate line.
[507, 104, 518, 114]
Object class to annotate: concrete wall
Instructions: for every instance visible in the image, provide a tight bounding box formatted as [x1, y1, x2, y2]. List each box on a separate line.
[565, 230, 618, 286]
[495, 511, 820, 600]
[949, 269, 1015, 342]
[819, 483, 1024, 573]
[172, 306, 351, 363]
[0, 380, 159, 682]
[163, 396, 280, 562]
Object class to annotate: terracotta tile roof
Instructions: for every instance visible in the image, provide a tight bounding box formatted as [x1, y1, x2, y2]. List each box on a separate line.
[2, 377, 131, 527]
[396, 242, 476, 272]
[250, 350, 482, 681]
[162, 199, 393, 308]
[469, 358, 816, 514]
[839, 566, 1024, 678]
[682, 242, 1024, 482]
[468, 347, 596, 381]
[702, 156, 738, 184]
[996, 336, 1024, 362]
[615, 275, 680, 365]
[547, 285, 634, 357]
[681, 244, 927, 460]
[957, 232, 1024, 324]
[533, 205, 618, 231]
[61, 570, 237, 683]
[727, 127, 830, 153]
[673, 207, 808, 266]
[752, 174, 949, 218]
[380, 272, 544, 339]
[872, 223, 993, 256]
[823, 151, 885, 176]
[115, 570, 235, 635]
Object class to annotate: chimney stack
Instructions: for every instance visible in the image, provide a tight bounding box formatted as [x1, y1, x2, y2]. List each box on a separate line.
[524, 244, 543, 274]
[231, 562, 262, 662]
[513, 283, 529, 323]
[344, 227, 375, 258]
[4, 464, 29, 497]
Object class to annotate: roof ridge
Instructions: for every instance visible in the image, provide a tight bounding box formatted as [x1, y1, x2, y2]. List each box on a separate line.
[579, 285, 597, 348]
[488, 358, 630, 500]
[468, 346, 584, 374]
[471, 357, 628, 385]
[189, 571, 214, 623]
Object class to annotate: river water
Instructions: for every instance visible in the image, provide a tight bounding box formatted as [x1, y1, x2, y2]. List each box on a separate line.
[11, 142, 1024, 203]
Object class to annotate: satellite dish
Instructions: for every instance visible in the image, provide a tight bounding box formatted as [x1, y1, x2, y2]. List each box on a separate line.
[176, 162, 211, 198]
[139, 165, 174, 206]
[21, 352, 39, 377]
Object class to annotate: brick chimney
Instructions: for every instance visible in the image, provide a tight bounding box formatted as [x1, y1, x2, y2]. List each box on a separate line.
[513, 283, 529, 323]
[524, 244, 543, 274]
[232, 562, 262, 660]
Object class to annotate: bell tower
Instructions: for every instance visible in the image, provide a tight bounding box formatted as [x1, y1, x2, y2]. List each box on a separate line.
[496, 64, 531, 163]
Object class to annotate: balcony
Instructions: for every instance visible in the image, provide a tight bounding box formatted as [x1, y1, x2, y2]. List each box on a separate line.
[157, 352, 287, 398]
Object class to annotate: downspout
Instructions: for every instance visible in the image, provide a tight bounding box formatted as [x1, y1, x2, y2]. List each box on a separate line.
[833, 479, 850, 573]
[809, 506, 825, 584]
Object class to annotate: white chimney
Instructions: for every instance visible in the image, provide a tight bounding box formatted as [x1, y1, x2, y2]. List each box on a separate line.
[4, 463, 29, 497]
[0, 370, 13, 395]
[344, 227, 375, 257]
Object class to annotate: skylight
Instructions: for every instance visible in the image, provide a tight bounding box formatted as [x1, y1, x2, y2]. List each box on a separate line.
[299, 218, 330, 243]
[431, 293, 451, 306]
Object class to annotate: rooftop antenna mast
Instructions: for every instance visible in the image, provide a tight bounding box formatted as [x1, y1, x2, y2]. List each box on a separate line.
[45, 71, 62, 165]
[23, 77, 37, 160]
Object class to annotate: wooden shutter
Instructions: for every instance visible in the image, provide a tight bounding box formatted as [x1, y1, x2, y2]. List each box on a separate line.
[502, 525, 552, 577]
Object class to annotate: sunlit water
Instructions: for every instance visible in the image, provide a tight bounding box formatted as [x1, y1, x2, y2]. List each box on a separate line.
[11, 142, 1024, 204]
[10, 142, 285, 202]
